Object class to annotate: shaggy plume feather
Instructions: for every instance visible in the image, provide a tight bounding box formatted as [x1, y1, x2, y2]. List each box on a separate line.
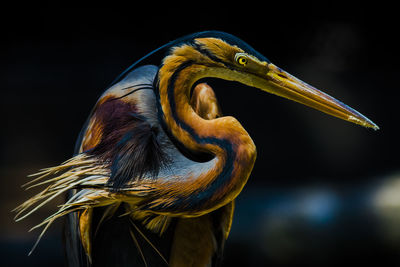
[13, 153, 156, 255]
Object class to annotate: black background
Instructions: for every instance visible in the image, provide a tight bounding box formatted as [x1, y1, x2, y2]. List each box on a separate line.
[1, 1, 399, 266]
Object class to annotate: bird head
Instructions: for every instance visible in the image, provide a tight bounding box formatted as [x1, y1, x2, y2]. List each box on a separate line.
[112, 31, 378, 130]
[159, 31, 378, 130]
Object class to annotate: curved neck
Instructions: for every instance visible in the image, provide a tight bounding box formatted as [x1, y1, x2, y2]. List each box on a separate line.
[155, 45, 257, 215]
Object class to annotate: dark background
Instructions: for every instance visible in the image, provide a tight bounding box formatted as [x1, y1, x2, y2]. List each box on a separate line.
[1, 1, 399, 266]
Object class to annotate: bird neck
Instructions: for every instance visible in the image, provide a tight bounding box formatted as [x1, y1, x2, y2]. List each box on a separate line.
[156, 48, 257, 215]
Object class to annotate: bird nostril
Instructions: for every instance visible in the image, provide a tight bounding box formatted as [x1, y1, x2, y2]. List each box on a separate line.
[277, 73, 287, 79]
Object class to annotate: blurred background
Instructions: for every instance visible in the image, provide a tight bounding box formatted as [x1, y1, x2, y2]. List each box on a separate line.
[1, 1, 399, 266]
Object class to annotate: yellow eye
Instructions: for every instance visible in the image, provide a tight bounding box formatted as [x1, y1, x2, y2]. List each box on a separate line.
[238, 57, 247, 66]
[235, 53, 248, 66]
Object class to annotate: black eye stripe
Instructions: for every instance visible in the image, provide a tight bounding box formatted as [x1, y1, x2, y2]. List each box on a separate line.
[192, 41, 234, 70]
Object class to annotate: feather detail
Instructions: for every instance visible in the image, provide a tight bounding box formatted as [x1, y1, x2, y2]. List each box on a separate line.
[129, 208, 172, 235]
[13, 153, 155, 255]
[79, 208, 93, 263]
[86, 96, 171, 190]
[104, 115, 171, 189]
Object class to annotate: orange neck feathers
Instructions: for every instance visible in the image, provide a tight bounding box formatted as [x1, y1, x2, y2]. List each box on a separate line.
[154, 44, 257, 216]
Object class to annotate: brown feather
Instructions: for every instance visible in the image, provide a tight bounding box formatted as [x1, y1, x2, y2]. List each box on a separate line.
[190, 83, 222, 120]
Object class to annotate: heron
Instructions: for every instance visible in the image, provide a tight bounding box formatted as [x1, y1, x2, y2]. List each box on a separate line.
[15, 31, 378, 267]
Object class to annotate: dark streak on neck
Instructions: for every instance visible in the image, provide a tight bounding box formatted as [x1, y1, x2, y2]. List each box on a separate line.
[155, 60, 236, 211]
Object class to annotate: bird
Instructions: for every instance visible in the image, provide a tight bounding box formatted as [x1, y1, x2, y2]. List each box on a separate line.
[14, 31, 379, 267]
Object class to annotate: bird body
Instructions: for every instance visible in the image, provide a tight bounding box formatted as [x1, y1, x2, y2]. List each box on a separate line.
[67, 64, 237, 266]
[15, 31, 378, 267]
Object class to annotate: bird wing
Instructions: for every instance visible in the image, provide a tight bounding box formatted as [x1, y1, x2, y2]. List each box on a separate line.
[77, 64, 160, 154]
[77, 64, 169, 189]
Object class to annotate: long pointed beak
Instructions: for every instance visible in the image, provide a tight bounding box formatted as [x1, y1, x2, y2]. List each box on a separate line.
[255, 63, 379, 130]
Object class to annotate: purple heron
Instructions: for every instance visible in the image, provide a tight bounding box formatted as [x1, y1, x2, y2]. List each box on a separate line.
[15, 31, 378, 266]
